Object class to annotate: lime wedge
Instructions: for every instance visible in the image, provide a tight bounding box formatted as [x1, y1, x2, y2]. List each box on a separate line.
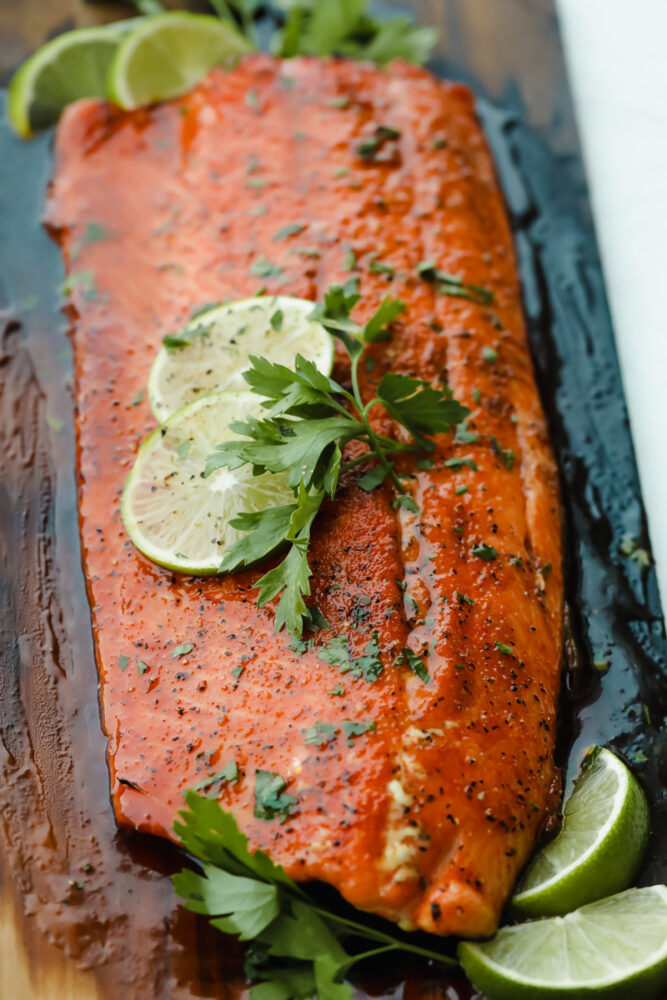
[107, 12, 251, 111]
[149, 296, 334, 423]
[459, 886, 667, 1000]
[512, 747, 649, 917]
[121, 390, 292, 575]
[7, 21, 137, 137]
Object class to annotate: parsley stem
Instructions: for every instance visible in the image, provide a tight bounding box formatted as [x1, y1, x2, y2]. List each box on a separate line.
[334, 944, 398, 977]
[372, 433, 423, 454]
[322, 392, 362, 422]
[341, 453, 378, 473]
[341, 439, 417, 471]
[307, 903, 458, 967]
[350, 353, 404, 493]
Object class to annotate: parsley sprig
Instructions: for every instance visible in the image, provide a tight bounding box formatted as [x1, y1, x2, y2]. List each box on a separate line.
[205, 280, 469, 635]
[173, 792, 457, 1000]
[274, 0, 437, 65]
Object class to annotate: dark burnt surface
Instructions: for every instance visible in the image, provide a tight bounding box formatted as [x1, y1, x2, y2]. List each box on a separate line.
[0, 1, 665, 998]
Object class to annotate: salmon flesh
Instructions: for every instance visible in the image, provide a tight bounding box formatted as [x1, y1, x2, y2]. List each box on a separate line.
[46, 55, 563, 938]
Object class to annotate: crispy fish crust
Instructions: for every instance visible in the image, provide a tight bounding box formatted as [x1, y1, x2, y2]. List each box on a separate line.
[46, 55, 563, 937]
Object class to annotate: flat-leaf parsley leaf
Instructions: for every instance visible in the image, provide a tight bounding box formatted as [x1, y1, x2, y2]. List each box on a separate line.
[172, 793, 457, 1000]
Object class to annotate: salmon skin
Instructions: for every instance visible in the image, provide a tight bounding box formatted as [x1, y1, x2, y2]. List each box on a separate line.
[46, 55, 563, 938]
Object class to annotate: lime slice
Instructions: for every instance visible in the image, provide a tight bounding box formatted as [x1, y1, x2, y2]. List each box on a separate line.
[512, 747, 649, 917]
[7, 21, 137, 137]
[107, 12, 251, 111]
[148, 296, 335, 423]
[121, 390, 292, 575]
[459, 886, 667, 1000]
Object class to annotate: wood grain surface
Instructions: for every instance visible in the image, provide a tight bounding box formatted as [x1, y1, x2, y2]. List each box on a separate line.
[0, 3, 562, 999]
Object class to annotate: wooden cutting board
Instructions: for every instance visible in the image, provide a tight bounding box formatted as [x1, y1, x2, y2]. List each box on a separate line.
[4, 3, 663, 999]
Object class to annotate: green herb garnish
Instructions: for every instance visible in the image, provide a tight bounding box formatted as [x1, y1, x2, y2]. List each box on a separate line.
[163, 322, 209, 351]
[254, 770, 298, 822]
[417, 261, 493, 305]
[172, 643, 195, 658]
[274, 223, 305, 241]
[455, 422, 479, 445]
[270, 309, 284, 331]
[71, 221, 110, 260]
[393, 494, 419, 513]
[204, 281, 468, 636]
[172, 793, 456, 1000]
[340, 720, 375, 747]
[192, 761, 239, 793]
[275, 3, 437, 65]
[318, 630, 384, 683]
[356, 125, 401, 161]
[444, 456, 477, 471]
[62, 270, 97, 300]
[369, 258, 395, 277]
[490, 435, 514, 470]
[471, 543, 498, 561]
[304, 722, 338, 746]
[398, 648, 430, 683]
[250, 257, 284, 279]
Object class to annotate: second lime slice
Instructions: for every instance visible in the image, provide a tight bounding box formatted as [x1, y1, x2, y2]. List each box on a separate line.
[121, 390, 293, 575]
[107, 11, 252, 111]
[149, 296, 334, 423]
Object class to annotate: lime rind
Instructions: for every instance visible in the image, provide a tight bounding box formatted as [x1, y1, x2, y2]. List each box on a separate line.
[512, 748, 649, 916]
[148, 295, 335, 423]
[107, 12, 252, 111]
[121, 390, 293, 575]
[459, 886, 667, 1000]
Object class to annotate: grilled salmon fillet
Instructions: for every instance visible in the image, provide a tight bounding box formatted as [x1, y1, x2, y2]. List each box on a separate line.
[46, 55, 563, 938]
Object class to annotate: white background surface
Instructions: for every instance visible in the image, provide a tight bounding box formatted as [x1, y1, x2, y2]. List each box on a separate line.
[555, 0, 667, 610]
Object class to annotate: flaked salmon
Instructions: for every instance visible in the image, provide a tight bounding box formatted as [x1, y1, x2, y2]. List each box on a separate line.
[46, 55, 563, 938]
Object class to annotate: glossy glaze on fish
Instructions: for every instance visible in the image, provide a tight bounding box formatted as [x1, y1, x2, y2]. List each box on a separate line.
[46, 55, 563, 938]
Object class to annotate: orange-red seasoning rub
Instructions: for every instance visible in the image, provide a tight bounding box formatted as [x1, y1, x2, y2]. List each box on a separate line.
[46, 55, 563, 938]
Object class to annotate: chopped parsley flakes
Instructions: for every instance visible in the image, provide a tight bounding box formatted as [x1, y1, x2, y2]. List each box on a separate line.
[172, 643, 194, 658]
[495, 641, 513, 656]
[340, 720, 376, 747]
[472, 543, 498, 561]
[254, 770, 298, 822]
[192, 762, 239, 794]
[249, 257, 284, 279]
[397, 647, 430, 683]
